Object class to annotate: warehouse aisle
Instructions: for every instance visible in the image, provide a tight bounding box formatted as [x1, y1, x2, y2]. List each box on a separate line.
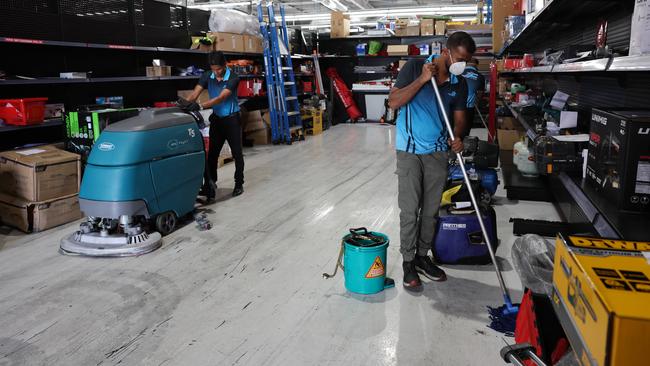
[0, 124, 561, 366]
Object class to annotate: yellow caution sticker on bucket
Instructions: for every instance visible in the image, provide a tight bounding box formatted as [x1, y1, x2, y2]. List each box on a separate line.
[365, 256, 385, 278]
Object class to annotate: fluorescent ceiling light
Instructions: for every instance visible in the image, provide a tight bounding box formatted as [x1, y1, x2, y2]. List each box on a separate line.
[190, 1, 257, 9]
[283, 6, 478, 21]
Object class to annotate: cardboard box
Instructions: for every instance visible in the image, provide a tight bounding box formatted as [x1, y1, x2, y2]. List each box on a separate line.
[394, 27, 408, 37]
[190, 36, 214, 52]
[178, 89, 211, 105]
[586, 109, 650, 213]
[241, 110, 265, 132]
[243, 35, 263, 54]
[330, 11, 350, 38]
[420, 19, 435, 36]
[406, 25, 419, 36]
[552, 235, 650, 366]
[497, 128, 525, 150]
[0, 145, 80, 202]
[435, 21, 447, 35]
[387, 45, 409, 56]
[245, 127, 271, 145]
[262, 110, 271, 127]
[492, 0, 523, 52]
[498, 116, 520, 130]
[146, 66, 172, 77]
[0, 193, 81, 232]
[212, 32, 245, 53]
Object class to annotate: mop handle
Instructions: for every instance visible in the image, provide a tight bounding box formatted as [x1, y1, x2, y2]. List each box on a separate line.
[474, 104, 494, 141]
[430, 77, 509, 298]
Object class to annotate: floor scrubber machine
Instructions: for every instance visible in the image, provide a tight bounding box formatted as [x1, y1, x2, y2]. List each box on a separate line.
[60, 108, 206, 256]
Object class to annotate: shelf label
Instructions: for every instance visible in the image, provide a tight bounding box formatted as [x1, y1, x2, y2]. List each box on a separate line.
[4, 37, 44, 45]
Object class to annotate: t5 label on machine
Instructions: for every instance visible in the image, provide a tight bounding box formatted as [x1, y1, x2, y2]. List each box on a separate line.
[365, 256, 385, 278]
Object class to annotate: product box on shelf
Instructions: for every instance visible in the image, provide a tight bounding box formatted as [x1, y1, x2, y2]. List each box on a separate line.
[190, 36, 214, 52]
[0, 145, 80, 202]
[586, 109, 650, 213]
[146, 66, 172, 77]
[243, 35, 263, 54]
[330, 11, 350, 38]
[552, 234, 650, 366]
[435, 21, 447, 35]
[387, 45, 409, 56]
[0, 192, 81, 233]
[497, 126, 525, 150]
[211, 32, 245, 53]
[420, 19, 434, 35]
[65, 108, 139, 147]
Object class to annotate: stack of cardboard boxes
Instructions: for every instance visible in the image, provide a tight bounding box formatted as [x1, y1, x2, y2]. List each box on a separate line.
[242, 110, 271, 146]
[191, 32, 263, 54]
[0, 145, 82, 232]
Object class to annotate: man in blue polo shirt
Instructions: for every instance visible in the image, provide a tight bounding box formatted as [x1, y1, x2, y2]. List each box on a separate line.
[183, 51, 244, 199]
[388, 32, 475, 291]
[461, 58, 486, 137]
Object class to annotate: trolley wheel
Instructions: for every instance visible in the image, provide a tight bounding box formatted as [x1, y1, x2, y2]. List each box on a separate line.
[155, 211, 177, 236]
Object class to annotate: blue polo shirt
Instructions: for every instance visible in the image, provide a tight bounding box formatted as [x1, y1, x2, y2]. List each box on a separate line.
[461, 65, 485, 108]
[198, 68, 240, 117]
[394, 58, 468, 154]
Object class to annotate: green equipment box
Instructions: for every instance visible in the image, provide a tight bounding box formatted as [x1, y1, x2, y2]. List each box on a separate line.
[65, 108, 139, 146]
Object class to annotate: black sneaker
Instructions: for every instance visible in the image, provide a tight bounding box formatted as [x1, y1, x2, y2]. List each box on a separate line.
[232, 186, 244, 197]
[414, 255, 447, 281]
[402, 261, 423, 291]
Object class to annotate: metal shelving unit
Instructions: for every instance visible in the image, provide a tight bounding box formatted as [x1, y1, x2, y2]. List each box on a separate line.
[501, 99, 650, 240]
[500, 55, 650, 74]
[0, 76, 203, 85]
[0, 36, 264, 57]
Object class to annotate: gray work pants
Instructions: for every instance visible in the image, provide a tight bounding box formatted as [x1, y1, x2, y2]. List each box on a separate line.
[395, 150, 448, 262]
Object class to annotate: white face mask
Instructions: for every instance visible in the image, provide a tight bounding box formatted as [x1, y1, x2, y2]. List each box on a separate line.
[448, 53, 466, 76]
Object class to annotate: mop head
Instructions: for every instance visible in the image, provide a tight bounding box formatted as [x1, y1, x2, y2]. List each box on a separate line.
[487, 303, 520, 336]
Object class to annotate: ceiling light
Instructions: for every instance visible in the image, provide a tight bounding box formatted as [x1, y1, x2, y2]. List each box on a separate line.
[190, 1, 257, 9]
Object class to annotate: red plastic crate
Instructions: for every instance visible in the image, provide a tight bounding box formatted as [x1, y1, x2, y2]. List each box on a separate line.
[0, 98, 48, 126]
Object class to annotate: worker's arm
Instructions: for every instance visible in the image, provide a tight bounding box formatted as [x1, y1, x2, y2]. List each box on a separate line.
[201, 75, 239, 109]
[388, 61, 438, 110]
[185, 84, 205, 103]
[448, 78, 470, 153]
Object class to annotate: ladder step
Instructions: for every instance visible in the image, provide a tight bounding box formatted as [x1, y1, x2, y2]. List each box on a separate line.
[285, 96, 297, 101]
[284, 82, 295, 86]
[282, 67, 292, 70]
[287, 111, 300, 117]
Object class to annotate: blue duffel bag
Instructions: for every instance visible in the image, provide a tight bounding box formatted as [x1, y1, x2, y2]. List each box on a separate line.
[433, 205, 498, 264]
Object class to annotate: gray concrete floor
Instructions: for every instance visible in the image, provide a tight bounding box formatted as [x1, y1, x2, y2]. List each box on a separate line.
[0, 124, 561, 366]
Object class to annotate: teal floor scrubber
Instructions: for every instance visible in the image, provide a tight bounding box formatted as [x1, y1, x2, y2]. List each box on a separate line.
[60, 108, 206, 257]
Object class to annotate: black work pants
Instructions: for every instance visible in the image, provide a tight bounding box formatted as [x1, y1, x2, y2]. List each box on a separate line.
[206, 113, 244, 187]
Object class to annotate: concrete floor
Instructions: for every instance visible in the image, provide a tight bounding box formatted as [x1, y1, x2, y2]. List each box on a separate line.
[0, 124, 561, 366]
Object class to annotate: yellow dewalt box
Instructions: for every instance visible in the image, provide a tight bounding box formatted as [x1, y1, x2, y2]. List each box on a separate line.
[552, 235, 650, 366]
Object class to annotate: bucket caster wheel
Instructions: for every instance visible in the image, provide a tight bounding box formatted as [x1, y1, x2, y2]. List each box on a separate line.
[155, 211, 177, 236]
[479, 190, 492, 205]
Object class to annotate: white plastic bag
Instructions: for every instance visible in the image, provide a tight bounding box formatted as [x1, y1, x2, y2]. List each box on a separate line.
[209, 9, 260, 36]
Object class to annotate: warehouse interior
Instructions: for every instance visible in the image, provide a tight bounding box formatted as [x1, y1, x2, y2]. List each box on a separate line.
[1, 1, 649, 365]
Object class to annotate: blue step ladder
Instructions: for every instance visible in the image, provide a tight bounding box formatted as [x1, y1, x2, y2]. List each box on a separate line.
[258, 1, 302, 144]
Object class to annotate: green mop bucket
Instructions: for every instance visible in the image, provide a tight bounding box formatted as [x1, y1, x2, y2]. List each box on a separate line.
[342, 228, 390, 294]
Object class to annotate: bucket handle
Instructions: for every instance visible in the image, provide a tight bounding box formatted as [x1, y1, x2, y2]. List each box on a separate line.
[322, 240, 345, 279]
[349, 227, 368, 236]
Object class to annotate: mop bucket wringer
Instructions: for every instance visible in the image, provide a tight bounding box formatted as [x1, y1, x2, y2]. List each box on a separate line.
[323, 228, 394, 294]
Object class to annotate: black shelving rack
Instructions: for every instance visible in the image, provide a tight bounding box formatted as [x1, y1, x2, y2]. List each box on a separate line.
[494, 0, 650, 242]
[0, 1, 267, 150]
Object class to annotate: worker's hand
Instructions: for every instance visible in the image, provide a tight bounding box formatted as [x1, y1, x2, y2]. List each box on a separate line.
[418, 62, 439, 84]
[177, 98, 201, 112]
[448, 137, 464, 153]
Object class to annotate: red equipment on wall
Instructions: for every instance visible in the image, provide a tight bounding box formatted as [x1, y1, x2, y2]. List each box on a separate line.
[325, 67, 362, 122]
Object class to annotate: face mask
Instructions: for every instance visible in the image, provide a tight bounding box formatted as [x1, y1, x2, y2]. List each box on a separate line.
[448, 53, 466, 76]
